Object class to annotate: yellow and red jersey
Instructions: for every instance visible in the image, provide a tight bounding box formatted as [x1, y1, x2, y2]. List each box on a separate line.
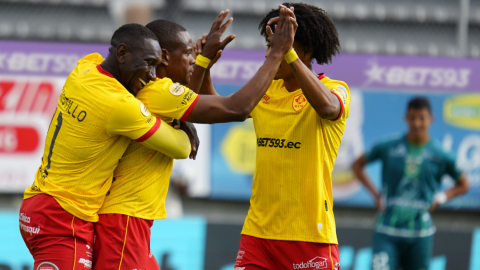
[99, 77, 199, 220]
[24, 53, 161, 222]
[242, 74, 350, 244]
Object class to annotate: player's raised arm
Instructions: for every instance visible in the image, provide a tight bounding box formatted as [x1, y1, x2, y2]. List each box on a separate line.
[186, 10, 235, 93]
[266, 5, 342, 120]
[184, 6, 296, 123]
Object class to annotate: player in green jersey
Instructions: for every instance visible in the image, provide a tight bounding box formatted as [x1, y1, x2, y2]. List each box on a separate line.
[352, 97, 469, 270]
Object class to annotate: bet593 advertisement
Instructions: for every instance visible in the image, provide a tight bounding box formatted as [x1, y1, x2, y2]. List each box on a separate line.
[0, 40, 479, 210]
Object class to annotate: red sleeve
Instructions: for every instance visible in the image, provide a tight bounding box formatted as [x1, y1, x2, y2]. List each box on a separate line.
[135, 118, 161, 142]
[180, 95, 199, 121]
[328, 91, 344, 121]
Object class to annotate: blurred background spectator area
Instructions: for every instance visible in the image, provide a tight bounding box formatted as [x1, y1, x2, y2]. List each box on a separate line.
[0, 0, 480, 58]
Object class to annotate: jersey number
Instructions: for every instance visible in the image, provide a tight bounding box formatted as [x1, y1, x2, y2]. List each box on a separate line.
[46, 112, 63, 170]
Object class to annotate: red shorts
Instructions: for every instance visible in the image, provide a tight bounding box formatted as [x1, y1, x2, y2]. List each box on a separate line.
[234, 235, 340, 270]
[92, 214, 159, 270]
[19, 193, 94, 270]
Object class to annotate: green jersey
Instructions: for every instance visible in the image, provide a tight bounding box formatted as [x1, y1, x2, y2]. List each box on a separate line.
[366, 135, 462, 238]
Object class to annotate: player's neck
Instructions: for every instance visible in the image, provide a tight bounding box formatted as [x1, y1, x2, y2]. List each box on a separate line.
[283, 67, 317, 93]
[406, 132, 430, 146]
[100, 58, 121, 82]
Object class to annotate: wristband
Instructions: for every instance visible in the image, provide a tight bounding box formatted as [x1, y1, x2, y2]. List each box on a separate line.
[284, 48, 298, 64]
[434, 192, 448, 205]
[195, 54, 211, 69]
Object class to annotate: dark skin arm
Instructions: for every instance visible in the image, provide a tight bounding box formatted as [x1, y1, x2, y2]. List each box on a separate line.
[352, 154, 384, 211]
[184, 6, 296, 124]
[429, 173, 469, 212]
[267, 6, 341, 119]
[186, 10, 235, 93]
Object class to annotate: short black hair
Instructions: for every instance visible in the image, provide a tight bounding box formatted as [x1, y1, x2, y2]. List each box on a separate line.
[259, 2, 340, 65]
[146, 19, 187, 52]
[407, 97, 432, 114]
[110, 23, 158, 53]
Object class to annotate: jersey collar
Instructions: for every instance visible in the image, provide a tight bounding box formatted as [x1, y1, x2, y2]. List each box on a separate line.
[96, 65, 114, 78]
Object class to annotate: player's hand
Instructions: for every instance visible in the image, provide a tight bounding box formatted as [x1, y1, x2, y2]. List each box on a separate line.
[375, 194, 385, 212]
[200, 9, 236, 59]
[266, 5, 298, 33]
[429, 202, 439, 213]
[193, 37, 224, 70]
[171, 120, 200, 160]
[267, 5, 297, 56]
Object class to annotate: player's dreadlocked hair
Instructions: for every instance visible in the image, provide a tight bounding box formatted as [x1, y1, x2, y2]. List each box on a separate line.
[110, 23, 158, 53]
[259, 2, 340, 65]
[146, 19, 187, 52]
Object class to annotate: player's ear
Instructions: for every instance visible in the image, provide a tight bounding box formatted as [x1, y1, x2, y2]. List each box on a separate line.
[116, 44, 129, 64]
[161, 48, 170, 66]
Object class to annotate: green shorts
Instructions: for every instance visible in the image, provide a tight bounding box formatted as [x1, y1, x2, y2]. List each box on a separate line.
[372, 232, 433, 270]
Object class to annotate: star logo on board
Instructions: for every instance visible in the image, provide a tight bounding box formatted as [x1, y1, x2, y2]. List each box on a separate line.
[364, 61, 385, 85]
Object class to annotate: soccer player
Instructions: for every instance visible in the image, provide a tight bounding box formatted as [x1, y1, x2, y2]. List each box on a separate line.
[92, 7, 296, 270]
[352, 97, 469, 270]
[227, 3, 348, 269]
[18, 24, 193, 270]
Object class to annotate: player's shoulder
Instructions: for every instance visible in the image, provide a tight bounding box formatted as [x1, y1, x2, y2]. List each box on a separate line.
[140, 77, 189, 97]
[428, 139, 454, 158]
[373, 134, 405, 149]
[321, 74, 350, 91]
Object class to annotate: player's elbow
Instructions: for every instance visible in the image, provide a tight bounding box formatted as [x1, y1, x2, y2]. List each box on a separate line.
[316, 105, 340, 119]
[458, 176, 470, 194]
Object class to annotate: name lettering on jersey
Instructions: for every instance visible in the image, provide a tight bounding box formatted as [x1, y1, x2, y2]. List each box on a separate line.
[292, 93, 308, 112]
[59, 89, 87, 122]
[257, 137, 301, 149]
[263, 94, 270, 104]
[330, 86, 347, 105]
[169, 83, 185, 96]
[181, 90, 195, 106]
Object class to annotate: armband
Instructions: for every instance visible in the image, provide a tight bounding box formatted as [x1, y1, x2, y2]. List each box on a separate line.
[284, 48, 299, 64]
[195, 54, 211, 69]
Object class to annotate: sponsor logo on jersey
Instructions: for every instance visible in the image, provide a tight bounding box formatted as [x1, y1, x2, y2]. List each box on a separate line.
[293, 256, 328, 269]
[262, 94, 270, 104]
[78, 258, 92, 269]
[257, 137, 301, 149]
[292, 93, 308, 112]
[37, 262, 59, 270]
[169, 83, 185, 96]
[20, 223, 40, 235]
[181, 90, 195, 106]
[234, 268, 245, 270]
[140, 102, 150, 117]
[443, 94, 480, 130]
[330, 86, 347, 105]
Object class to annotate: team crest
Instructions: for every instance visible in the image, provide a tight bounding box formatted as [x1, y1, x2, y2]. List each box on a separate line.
[292, 93, 308, 112]
[169, 83, 185, 96]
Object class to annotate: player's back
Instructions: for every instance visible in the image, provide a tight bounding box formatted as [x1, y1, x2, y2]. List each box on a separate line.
[24, 53, 154, 222]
